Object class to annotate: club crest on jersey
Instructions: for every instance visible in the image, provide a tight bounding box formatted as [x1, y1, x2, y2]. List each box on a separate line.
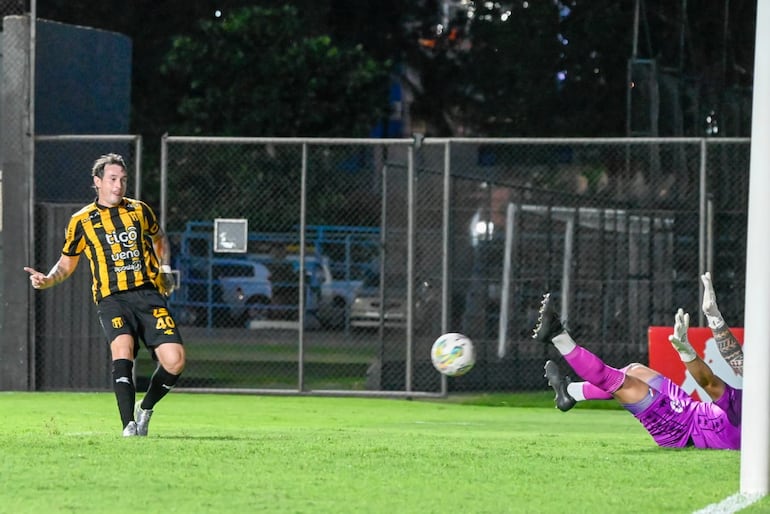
[111, 317, 124, 329]
[669, 399, 684, 413]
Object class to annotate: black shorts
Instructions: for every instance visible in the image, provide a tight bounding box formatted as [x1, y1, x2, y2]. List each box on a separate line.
[96, 286, 184, 358]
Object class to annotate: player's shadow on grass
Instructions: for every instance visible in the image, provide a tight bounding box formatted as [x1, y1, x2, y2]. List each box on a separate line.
[625, 446, 703, 454]
[156, 435, 260, 441]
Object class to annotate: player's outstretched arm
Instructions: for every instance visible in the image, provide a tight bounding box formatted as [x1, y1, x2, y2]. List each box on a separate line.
[24, 254, 79, 290]
[701, 271, 743, 376]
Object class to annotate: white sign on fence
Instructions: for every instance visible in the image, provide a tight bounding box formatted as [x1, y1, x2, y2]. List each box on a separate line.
[214, 218, 248, 253]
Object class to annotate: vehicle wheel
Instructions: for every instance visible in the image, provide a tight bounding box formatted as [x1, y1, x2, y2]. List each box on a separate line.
[320, 296, 347, 329]
[245, 295, 271, 322]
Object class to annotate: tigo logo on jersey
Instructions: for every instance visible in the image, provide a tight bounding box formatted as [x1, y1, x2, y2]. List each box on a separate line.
[106, 227, 138, 248]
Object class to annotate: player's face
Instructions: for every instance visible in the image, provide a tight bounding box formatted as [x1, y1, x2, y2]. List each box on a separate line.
[95, 164, 128, 207]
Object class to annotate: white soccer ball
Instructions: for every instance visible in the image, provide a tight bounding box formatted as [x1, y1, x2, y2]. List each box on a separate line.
[430, 332, 475, 377]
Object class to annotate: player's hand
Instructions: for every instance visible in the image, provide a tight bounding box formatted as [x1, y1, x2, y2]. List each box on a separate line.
[668, 308, 690, 345]
[700, 272, 723, 318]
[158, 265, 176, 297]
[668, 308, 697, 362]
[24, 266, 48, 289]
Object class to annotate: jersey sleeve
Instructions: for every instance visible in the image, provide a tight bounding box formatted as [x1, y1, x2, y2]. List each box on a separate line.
[141, 200, 161, 237]
[60, 215, 86, 256]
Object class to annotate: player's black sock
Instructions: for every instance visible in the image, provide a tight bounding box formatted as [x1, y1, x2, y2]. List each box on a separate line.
[141, 365, 180, 410]
[111, 359, 136, 428]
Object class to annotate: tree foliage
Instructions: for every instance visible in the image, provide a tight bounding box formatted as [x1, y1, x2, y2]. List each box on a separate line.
[160, 5, 392, 137]
[36, 0, 758, 140]
[402, 2, 627, 136]
[401, 0, 755, 137]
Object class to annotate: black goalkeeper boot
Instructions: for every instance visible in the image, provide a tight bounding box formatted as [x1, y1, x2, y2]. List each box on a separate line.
[532, 293, 567, 343]
[543, 360, 577, 412]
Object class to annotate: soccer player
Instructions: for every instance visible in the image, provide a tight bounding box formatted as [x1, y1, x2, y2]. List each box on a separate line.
[24, 153, 185, 437]
[533, 293, 740, 450]
[545, 272, 743, 423]
[545, 307, 743, 427]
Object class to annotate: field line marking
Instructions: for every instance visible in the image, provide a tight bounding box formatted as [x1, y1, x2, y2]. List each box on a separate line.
[692, 492, 764, 514]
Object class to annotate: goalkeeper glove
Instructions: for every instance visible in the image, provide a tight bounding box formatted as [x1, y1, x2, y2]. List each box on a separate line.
[668, 308, 697, 362]
[700, 272, 725, 329]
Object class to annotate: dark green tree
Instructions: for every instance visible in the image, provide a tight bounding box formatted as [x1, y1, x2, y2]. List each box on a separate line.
[161, 5, 392, 137]
[36, 0, 758, 140]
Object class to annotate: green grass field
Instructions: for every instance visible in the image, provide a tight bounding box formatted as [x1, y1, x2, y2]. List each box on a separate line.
[1, 391, 765, 514]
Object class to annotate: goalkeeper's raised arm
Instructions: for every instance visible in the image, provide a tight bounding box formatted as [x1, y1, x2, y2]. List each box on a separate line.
[701, 272, 743, 376]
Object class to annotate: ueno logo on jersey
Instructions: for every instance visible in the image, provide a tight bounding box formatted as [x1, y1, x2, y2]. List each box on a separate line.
[106, 227, 138, 248]
[111, 249, 141, 262]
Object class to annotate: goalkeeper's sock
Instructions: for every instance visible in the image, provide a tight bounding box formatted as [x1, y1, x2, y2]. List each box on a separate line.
[562, 345, 625, 394]
[569, 381, 613, 401]
[141, 365, 180, 410]
[552, 331, 577, 355]
[112, 359, 136, 428]
[566, 382, 587, 401]
[669, 336, 697, 363]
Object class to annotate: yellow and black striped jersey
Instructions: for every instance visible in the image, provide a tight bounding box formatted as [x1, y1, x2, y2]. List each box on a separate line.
[61, 197, 162, 303]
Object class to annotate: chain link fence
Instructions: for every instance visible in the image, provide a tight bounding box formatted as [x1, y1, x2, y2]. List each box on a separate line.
[0, 3, 754, 397]
[146, 136, 749, 395]
[5, 132, 752, 395]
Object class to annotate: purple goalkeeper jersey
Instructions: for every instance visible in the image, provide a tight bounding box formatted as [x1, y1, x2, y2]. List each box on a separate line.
[632, 376, 741, 450]
[713, 382, 743, 428]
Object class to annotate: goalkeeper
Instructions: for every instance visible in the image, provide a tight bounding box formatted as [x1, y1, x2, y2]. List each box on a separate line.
[24, 153, 185, 437]
[543, 273, 743, 427]
[534, 290, 741, 450]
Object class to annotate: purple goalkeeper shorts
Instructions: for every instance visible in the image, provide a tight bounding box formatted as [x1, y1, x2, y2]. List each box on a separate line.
[632, 376, 741, 450]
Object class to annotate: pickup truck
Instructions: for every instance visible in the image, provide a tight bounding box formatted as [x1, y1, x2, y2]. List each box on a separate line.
[173, 254, 361, 328]
[174, 257, 273, 326]
[172, 254, 361, 328]
[250, 254, 363, 329]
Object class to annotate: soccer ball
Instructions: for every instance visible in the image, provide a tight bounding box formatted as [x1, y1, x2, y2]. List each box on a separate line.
[430, 332, 475, 377]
